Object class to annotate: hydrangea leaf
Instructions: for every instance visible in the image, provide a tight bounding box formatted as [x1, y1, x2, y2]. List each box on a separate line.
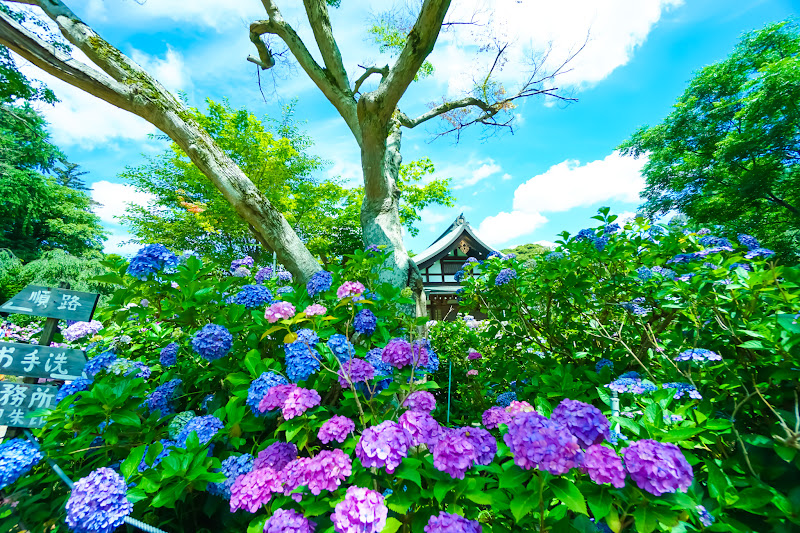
[550, 478, 588, 516]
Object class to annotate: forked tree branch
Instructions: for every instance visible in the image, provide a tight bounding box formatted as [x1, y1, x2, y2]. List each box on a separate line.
[302, 0, 349, 92]
[353, 64, 388, 95]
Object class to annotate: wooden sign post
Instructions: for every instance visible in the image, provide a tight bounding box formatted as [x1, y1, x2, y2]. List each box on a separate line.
[0, 283, 99, 430]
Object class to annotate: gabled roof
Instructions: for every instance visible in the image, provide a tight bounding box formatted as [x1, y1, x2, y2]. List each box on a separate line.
[412, 214, 496, 269]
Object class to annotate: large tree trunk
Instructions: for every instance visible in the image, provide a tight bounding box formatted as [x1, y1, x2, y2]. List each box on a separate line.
[359, 101, 425, 307]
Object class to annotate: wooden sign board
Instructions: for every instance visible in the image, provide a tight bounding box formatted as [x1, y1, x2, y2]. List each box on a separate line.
[0, 341, 86, 381]
[0, 285, 100, 322]
[0, 381, 59, 428]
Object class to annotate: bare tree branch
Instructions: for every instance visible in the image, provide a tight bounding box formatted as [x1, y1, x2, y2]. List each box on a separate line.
[252, 1, 361, 143]
[374, 0, 451, 121]
[353, 64, 388, 95]
[301, 0, 349, 92]
[247, 31, 275, 69]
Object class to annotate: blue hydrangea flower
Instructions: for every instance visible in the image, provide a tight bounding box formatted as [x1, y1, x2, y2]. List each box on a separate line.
[621, 298, 649, 316]
[699, 235, 732, 248]
[462, 257, 479, 269]
[0, 439, 43, 489]
[127, 244, 178, 280]
[454, 270, 465, 282]
[604, 222, 620, 234]
[365, 348, 393, 378]
[421, 341, 440, 373]
[575, 228, 596, 241]
[191, 324, 233, 361]
[651, 266, 675, 278]
[65, 467, 132, 533]
[276, 269, 293, 285]
[307, 270, 333, 298]
[620, 371, 640, 379]
[285, 342, 321, 382]
[230, 256, 254, 272]
[327, 334, 354, 362]
[594, 235, 609, 251]
[354, 309, 377, 336]
[232, 285, 273, 308]
[83, 350, 117, 378]
[663, 382, 702, 400]
[276, 286, 294, 296]
[675, 348, 722, 363]
[487, 251, 502, 259]
[495, 268, 516, 286]
[545, 252, 564, 261]
[201, 394, 215, 412]
[160, 342, 179, 366]
[496, 391, 517, 407]
[176, 415, 223, 447]
[697, 505, 715, 527]
[667, 253, 697, 264]
[636, 266, 653, 281]
[730, 262, 752, 271]
[138, 439, 175, 472]
[56, 377, 92, 403]
[737, 234, 759, 249]
[208, 454, 254, 499]
[296, 328, 319, 345]
[145, 379, 182, 415]
[247, 372, 290, 415]
[595, 359, 613, 373]
[745, 248, 775, 259]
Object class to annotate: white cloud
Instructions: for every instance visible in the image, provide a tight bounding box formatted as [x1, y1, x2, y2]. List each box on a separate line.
[92, 181, 155, 225]
[478, 151, 646, 246]
[512, 152, 645, 213]
[436, 157, 504, 189]
[102, 231, 141, 257]
[129, 46, 189, 92]
[534, 240, 557, 249]
[501, 173, 512, 181]
[478, 211, 549, 247]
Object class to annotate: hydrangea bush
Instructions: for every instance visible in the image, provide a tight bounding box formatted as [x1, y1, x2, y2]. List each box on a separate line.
[2, 220, 798, 533]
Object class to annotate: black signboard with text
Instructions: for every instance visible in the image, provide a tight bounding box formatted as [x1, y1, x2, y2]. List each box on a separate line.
[0, 285, 100, 322]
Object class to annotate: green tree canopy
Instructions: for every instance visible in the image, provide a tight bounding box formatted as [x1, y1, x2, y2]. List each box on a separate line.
[501, 242, 551, 263]
[122, 99, 454, 264]
[620, 20, 800, 260]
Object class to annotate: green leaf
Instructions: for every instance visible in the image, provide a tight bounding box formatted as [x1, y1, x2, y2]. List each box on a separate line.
[510, 494, 536, 523]
[777, 313, 800, 333]
[433, 479, 455, 503]
[112, 410, 141, 428]
[499, 464, 530, 488]
[659, 427, 704, 442]
[738, 340, 764, 349]
[587, 487, 612, 520]
[633, 506, 657, 533]
[382, 518, 402, 533]
[120, 444, 147, 480]
[550, 478, 587, 515]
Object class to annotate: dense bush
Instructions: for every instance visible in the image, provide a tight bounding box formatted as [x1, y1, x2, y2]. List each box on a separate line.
[1, 212, 798, 533]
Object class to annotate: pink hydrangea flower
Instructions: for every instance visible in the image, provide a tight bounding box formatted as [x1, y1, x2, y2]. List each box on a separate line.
[467, 369, 478, 376]
[265, 301, 296, 323]
[282, 387, 321, 419]
[304, 304, 327, 317]
[229, 467, 282, 513]
[506, 401, 536, 416]
[336, 281, 365, 300]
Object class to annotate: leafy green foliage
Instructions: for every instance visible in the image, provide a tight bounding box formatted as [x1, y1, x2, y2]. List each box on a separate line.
[367, 14, 435, 81]
[620, 20, 800, 261]
[501, 242, 551, 262]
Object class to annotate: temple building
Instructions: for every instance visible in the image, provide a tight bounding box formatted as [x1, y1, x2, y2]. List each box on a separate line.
[413, 214, 496, 320]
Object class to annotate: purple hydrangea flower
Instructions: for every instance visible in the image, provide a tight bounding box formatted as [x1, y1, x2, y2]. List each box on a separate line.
[432, 431, 477, 479]
[403, 391, 436, 413]
[663, 382, 702, 400]
[354, 309, 377, 336]
[623, 440, 693, 496]
[65, 467, 132, 533]
[303, 449, 352, 495]
[230, 256, 254, 271]
[327, 334, 355, 362]
[467, 349, 482, 360]
[229, 466, 282, 513]
[551, 399, 610, 448]
[254, 442, 297, 471]
[411, 341, 430, 369]
[355, 421, 412, 474]
[127, 244, 178, 280]
[381, 338, 413, 368]
[454, 427, 496, 466]
[277, 269, 293, 285]
[675, 348, 722, 363]
[55, 377, 92, 403]
[582, 444, 625, 488]
[191, 324, 233, 361]
[279, 458, 311, 502]
[365, 348, 393, 378]
[424, 512, 481, 533]
[495, 268, 517, 286]
[399, 410, 443, 448]
[247, 372, 290, 415]
[338, 358, 375, 388]
[285, 341, 321, 382]
[209, 454, 254, 499]
[318, 415, 356, 444]
[232, 267, 251, 278]
[62, 320, 103, 342]
[176, 415, 223, 447]
[159, 342, 179, 366]
[282, 387, 321, 419]
[0, 439, 42, 489]
[332, 486, 387, 533]
[255, 266, 274, 284]
[307, 270, 333, 298]
[503, 412, 583, 475]
[233, 285, 273, 308]
[144, 378, 182, 415]
[482, 407, 511, 429]
[265, 509, 316, 533]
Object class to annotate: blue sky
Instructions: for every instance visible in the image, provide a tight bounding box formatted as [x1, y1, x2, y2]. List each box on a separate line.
[19, 0, 798, 256]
